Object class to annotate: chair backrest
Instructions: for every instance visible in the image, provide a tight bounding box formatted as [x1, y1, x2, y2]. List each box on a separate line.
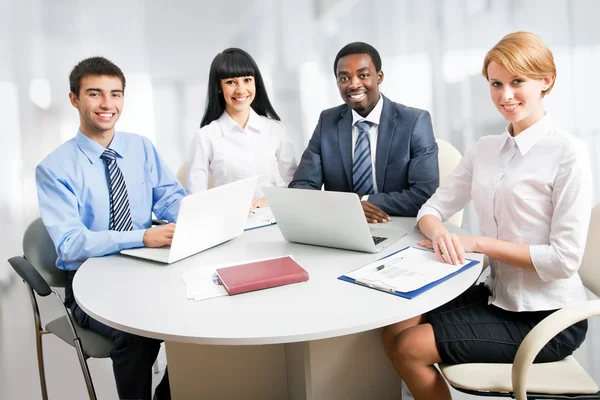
[436, 138, 464, 227]
[177, 161, 188, 188]
[22, 218, 65, 287]
[177, 160, 214, 190]
[579, 203, 600, 297]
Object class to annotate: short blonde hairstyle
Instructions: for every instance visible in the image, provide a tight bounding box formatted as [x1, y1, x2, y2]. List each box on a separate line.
[482, 31, 556, 97]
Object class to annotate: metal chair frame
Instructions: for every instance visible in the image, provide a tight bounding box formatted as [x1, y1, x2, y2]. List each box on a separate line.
[10, 217, 161, 399]
[453, 386, 600, 400]
[24, 280, 97, 399]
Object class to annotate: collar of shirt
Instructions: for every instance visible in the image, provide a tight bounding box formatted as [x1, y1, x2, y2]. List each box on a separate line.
[219, 108, 265, 135]
[351, 94, 383, 127]
[74, 130, 126, 164]
[502, 113, 552, 156]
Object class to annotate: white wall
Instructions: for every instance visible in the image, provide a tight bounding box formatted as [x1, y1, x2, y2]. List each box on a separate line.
[2, 0, 599, 233]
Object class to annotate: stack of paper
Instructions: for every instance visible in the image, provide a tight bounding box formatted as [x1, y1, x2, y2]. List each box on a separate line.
[245, 207, 276, 230]
[181, 267, 228, 301]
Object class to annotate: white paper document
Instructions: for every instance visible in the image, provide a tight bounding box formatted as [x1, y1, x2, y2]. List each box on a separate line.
[346, 246, 472, 293]
[245, 207, 276, 230]
[181, 255, 294, 301]
[181, 267, 228, 301]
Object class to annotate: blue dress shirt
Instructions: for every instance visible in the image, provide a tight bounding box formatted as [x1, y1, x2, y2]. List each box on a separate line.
[36, 130, 186, 271]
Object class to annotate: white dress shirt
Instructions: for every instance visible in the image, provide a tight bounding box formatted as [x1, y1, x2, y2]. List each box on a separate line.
[417, 114, 592, 312]
[351, 95, 383, 196]
[186, 109, 298, 197]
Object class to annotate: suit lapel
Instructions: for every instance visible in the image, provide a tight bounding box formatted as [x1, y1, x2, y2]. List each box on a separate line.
[338, 107, 353, 188]
[375, 96, 397, 191]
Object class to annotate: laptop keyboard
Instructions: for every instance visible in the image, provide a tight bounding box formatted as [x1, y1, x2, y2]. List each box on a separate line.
[372, 236, 388, 246]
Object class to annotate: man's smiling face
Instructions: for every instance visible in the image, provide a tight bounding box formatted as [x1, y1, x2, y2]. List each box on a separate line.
[69, 74, 124, 138]
[335, 53, 383, 118]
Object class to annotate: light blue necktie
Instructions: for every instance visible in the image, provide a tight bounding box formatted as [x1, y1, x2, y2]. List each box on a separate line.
[353, 120, 374, 197]
[100, 149, 133, 231]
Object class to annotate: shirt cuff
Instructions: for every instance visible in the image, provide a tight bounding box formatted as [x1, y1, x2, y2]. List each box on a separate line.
[162, 203, 182, 223]
[529, 244, 557, 283]
[361, 195, 369, 201]
[117, 229, 146, 249]
[414, 206, 444, 232]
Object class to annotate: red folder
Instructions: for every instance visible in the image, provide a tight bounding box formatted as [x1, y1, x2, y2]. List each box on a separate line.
[216, 256, 309, 295]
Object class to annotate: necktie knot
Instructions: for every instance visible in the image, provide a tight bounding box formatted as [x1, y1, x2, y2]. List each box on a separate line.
[355, 120, 372, 135]
[100, 149, 117, 163]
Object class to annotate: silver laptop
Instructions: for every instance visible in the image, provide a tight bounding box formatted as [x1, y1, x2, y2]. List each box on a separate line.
[120, 176, 258, 263]
[263, 187, 406, 253]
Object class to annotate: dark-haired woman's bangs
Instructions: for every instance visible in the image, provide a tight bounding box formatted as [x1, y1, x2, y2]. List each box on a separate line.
[216, 53, 255, 80]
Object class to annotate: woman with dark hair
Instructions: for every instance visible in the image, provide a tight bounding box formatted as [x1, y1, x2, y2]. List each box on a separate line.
[186, 48, 297, 208]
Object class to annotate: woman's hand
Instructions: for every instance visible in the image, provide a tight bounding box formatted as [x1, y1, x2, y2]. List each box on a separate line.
[418, 231, 478, 265]
[250, 196, 269, 210]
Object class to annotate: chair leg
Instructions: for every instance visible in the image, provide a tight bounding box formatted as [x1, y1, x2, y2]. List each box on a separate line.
[35, 329, 49, 400]
[50, 289, 97, 399]
[74, 338, 97, 400]
[27, 285, 49, 400]
[153, 342, 163, 374]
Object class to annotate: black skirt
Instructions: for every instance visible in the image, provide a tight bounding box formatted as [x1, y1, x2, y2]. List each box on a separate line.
[428, 283, 588, 364]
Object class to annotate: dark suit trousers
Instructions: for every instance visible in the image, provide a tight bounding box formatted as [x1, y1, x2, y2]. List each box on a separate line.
[65, 271, 170, 400]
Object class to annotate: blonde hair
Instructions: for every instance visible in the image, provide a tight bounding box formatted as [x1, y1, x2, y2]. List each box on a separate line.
[482, 31, 556, 97]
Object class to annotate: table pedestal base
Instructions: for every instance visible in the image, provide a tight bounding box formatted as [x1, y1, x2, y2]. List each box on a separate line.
[166, 328, 402, 400]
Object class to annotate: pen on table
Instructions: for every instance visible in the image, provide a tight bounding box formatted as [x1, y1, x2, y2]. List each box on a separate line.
[374, 256, 402, 272]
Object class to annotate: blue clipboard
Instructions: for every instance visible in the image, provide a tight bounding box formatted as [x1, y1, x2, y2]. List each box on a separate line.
[244, 221, 277, 231]
[338, 246, 480, 299]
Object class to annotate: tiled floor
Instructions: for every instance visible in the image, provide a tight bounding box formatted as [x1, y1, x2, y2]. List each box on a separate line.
[0, 221, 598, 399]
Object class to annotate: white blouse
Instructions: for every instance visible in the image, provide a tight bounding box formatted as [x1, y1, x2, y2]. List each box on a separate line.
[417, 115, 592, 312]
[186, 109, 298, 197]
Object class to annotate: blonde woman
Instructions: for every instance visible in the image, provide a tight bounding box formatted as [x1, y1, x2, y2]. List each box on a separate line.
[381, 32, 591, 400]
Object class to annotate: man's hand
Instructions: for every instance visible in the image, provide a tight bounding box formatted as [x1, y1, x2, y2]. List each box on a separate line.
[361, 201, 391, 223]
[143, 223, 176, 248]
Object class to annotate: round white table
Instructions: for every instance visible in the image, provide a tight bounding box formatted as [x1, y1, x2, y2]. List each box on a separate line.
[74, 218, 483, 400]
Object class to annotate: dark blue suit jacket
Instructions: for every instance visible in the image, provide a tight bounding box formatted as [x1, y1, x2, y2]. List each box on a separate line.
[289, 96, 439, 216]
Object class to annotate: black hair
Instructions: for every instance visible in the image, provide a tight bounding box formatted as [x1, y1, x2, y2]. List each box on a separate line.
[333, 42, 382, 75]
[69, 56, 126, 97]
[200, 48, 280, 127]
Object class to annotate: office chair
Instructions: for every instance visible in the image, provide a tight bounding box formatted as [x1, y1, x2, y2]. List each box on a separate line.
[177, 160, 214, 189]
[439, 203, 600, 400]
[176, 161, 188, 188]
[436, 138, 492, 272]
[8, 218, 113, 400]
[436, 138, 464, 227]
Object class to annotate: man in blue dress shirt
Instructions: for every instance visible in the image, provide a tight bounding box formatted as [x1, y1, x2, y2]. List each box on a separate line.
[36, 57, 183, 400]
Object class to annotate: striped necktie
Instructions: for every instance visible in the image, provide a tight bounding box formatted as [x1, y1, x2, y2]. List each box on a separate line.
[353, 120, 374, 196]
[100, 149, 133, 231]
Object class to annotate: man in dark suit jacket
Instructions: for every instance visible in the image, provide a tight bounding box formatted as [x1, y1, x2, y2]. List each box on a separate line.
[289, 42, 439, 222]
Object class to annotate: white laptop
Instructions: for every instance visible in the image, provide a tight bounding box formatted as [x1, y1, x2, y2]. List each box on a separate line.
[120, 176, 258, 263]
[263, 187, 406, 253]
